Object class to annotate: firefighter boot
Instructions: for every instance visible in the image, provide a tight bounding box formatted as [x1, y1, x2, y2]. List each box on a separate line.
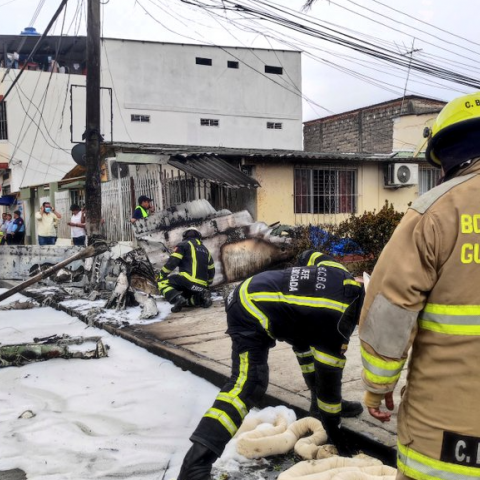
[341, 399, 364, 418]
[310, 391, 363, 418]
[177, 441, 218, 480]
[171, 294, 188, 313]
[200, 289, 213, 308]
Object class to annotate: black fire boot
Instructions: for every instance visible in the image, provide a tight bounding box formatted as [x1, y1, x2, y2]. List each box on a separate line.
[340, 399, 364, 418]
[171, 294, 187, 313]
[200, 290, 213, 308]
[177, 442, 218, 480]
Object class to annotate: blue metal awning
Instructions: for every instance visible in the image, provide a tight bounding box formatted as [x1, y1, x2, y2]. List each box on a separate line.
[0, 195, 16, 206]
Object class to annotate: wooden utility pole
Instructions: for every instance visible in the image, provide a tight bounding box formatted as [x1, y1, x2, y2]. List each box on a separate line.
[85, 0, 102, 234]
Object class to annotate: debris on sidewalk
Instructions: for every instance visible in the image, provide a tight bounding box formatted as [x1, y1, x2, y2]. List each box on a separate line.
[0, 334, 109, 368]
[0, 299, 40, 310]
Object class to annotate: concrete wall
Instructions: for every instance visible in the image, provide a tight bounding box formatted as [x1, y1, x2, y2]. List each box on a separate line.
[304, 97, 445, 153]
[0, 39, 302, 196]
[0, 70, 86, 193]
[102, 40, 303, 150]
[392, 113, 437, 154]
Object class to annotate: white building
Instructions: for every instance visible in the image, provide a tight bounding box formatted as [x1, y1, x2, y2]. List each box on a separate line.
[0, 36, 303, 195]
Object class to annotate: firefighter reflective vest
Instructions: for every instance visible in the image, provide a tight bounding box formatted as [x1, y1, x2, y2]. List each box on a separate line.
[159, 239, 215, 287]
[359, 160, 480, 480]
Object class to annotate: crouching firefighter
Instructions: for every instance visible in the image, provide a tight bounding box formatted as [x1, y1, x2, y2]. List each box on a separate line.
[157, 227, 215, 313]
[176, 252, 364, 480]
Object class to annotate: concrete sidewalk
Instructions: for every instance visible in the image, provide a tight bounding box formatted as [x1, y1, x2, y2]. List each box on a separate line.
[7, 284, 403, 466]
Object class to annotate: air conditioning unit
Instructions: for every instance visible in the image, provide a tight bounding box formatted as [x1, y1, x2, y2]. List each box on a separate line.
[102, 158, 129, 181]
[385, 163, 419, 188]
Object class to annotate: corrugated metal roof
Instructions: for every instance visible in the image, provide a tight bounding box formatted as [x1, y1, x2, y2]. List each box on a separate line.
[103, 142, 426, 164]
[168, 154, 260, 189]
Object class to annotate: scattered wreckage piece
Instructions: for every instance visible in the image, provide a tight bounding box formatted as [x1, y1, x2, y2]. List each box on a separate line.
[0, 334, 109, 368]
[0, 237, 110, 303]
[0, 299, 41, 310]
[105, 248, 159, 319]
[132, 199, 298, 285]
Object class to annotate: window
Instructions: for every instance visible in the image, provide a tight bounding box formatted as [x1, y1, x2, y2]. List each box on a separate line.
[267, 122, 282, 130]
[196, 57, 212, 66]
[419, 165, 441, 195]
[131, 114, 150, 123]
[0, 100, 8, 140]
[294, 167, 357, 214]
[200, 118, 219, 127]
[265, 65, 283, 75]
[227, 61, 239, 69]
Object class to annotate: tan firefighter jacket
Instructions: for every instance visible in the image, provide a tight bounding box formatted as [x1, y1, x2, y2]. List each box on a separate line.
[359, 159, 480, 480]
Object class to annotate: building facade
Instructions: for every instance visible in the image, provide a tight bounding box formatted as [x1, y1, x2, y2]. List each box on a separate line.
[0, 36, 302, 242]
[303, 96, 446, 154]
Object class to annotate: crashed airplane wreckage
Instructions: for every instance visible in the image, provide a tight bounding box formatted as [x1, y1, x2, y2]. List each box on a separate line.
[132, 199, 298, 286]
[0, 200, 299, 321]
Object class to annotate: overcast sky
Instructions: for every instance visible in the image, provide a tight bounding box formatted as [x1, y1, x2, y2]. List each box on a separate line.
[1, 0, 478, 120]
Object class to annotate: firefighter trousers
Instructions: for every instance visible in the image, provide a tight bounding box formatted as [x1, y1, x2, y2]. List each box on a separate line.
[157, 274, 208, 306]
[190, 301, 274, 456]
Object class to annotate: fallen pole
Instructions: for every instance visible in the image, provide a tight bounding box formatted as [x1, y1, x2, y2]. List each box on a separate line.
[0, 239, 109, 303]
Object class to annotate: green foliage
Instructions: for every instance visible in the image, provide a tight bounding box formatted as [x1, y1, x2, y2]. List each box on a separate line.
[291, 201, 404, 275]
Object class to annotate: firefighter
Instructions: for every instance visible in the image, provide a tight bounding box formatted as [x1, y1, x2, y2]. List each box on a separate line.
[157, 227, 215, 313]
[298, 248, 337, 267]
[177, 256, 364, 480]
[359, 92, 480, 480]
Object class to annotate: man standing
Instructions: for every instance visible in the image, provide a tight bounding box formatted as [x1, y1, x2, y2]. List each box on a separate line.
[176, 256, 364, 480]
[157, 227, 215, 313]
[67, 204, 86, 246]
[35, 202, 62, 245]
[359, 92, 480, 480]
[6, 210, 25, 245]
[130, 195, 153, 223]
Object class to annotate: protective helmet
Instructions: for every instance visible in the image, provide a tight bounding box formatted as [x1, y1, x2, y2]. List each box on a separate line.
[182, 227, 202, 240]
[425, 92, 480, 175]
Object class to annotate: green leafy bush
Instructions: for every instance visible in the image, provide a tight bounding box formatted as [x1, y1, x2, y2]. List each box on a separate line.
[290, 202, 404, 275]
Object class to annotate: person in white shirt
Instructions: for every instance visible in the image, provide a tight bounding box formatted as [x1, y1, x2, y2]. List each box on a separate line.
[67, 204, 86, 246]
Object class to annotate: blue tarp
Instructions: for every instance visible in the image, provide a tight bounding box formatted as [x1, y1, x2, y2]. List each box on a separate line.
[0, 196, 16, 206]
[309, 226, 363, 256]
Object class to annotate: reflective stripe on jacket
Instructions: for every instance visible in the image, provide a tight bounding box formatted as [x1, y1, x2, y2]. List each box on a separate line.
[359, 160, 480, 479]
[159, 239, 215, 286]
[234, 266, 363, 418]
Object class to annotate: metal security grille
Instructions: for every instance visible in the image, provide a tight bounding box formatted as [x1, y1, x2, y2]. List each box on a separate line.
[0, 100, 8, 140]
[419, 165, 441, 195]
[294, 166, 358, 215]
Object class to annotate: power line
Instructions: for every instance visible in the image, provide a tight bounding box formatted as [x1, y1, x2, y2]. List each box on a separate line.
[181, 0, 480, 89]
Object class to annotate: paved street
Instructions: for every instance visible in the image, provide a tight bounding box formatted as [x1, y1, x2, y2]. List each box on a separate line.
[20, 287, 403, 467]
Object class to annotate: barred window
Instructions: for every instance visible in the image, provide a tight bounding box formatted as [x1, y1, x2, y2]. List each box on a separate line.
[419, 165, 441, 195]
[294, 167, 357, 214]
[0, 100, 7, 140]
[267, 122, 282, 129]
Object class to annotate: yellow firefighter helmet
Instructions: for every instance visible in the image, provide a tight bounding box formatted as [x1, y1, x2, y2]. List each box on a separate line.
[425, 92, 480, 174]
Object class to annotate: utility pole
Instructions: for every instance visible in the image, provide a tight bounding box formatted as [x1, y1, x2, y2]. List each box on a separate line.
[85, 0, 102, 235]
